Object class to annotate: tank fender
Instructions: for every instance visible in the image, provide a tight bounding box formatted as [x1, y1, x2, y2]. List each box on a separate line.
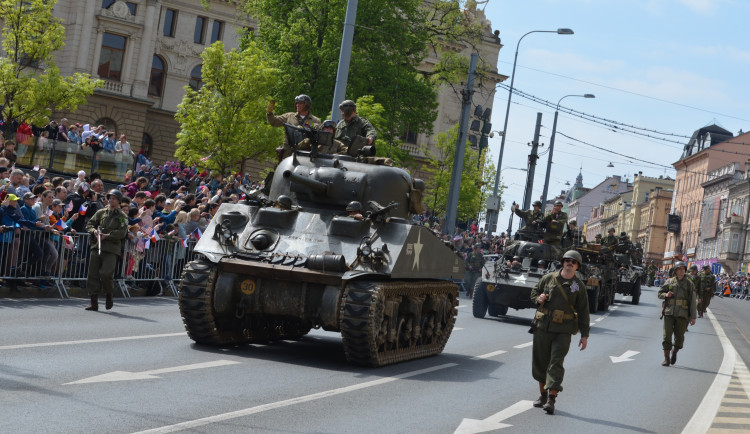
[318, 285, 344, 331]
[214, 272, 238, 315]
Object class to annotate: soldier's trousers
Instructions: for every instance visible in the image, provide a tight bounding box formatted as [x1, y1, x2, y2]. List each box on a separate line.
[701, 291, 713, 312]
[86, 250, 119, 296]
[532, 328, 572, 392]
[465, 271, 480, 295]
[662, 316, 688, 350]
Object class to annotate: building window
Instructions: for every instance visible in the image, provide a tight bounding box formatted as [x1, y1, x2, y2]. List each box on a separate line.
[98, 33, 126, 81]
[93, 117, 117, 135]
[149, 55, 165, 96]
[731, 233, 740, 253]
[400, 126, 417, 144]
[189, 65, 202, 91]
[210, 20, 224, 43]
[194, 16, 207, 44]
[142, 133, 153, 158]
[163, 9, 178, 37]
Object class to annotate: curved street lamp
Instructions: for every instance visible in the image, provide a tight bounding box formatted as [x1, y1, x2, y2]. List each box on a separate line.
[540, 93, 595, 210]
[485, 28, 574, 235]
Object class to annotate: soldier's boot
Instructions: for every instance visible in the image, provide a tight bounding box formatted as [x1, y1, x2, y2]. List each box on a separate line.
[543, 392, 557, 415]
[670, 349, 678, 365]
[105, 293, 113, 310]
[661, 350, 671, 366]
[533, 382, 547, 408]
[85, 295, 99, 311]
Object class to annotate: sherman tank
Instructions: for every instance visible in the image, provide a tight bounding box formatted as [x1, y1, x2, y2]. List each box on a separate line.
[472, 231, 559, 318]
[177, 126, 463, 367]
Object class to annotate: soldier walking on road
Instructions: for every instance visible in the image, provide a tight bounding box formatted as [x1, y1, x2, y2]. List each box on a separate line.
[464, 244, 485, 298]
[84, 189, 128, 311]
[699, 265, 715, 318]
[529, 250, 590, 415]
[657, 261, 696, 366]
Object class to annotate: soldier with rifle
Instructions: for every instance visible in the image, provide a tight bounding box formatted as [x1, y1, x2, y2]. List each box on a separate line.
[657, 261, 697, 366]
[698, 265, 716, 318]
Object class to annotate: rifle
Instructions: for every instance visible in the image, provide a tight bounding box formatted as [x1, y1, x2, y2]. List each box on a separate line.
[660, 292, 670, 319]
[97, 226, 102, 256]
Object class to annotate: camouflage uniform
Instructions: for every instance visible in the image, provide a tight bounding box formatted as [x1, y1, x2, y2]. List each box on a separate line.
[267, 111, 322, 148]
[464, 249, 485, 297]
[85, 207, 128, 297]
[335, 115, 377, 148]
[647, 264, 657, 286]
[514, 207, 543, 233]
[602, 233, 618, 248]
[658, 276, 696, 351]
[530, 271, 590, 392]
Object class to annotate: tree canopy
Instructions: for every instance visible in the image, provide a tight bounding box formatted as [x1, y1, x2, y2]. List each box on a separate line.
[0, 0, 101, 134]
[174, 41, 280, 175]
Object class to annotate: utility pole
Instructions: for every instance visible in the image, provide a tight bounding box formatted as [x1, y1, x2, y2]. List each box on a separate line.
[331, 0, 358, 123]
[444, 53, 477, 237]
[521, 113, 543, 212]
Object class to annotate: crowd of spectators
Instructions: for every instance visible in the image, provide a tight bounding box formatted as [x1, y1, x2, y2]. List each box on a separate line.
[715, 273, 750, 299]
[412, 210, 508, 260]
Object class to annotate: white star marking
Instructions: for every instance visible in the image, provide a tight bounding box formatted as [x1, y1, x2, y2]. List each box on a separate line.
[513, 274, 527, 284]
[412, 231, 423, 271]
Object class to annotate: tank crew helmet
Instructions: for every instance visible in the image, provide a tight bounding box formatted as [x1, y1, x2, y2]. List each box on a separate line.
[562, 250, 583, 267]
[276, 195, 293, 210]
[689, 264, 698, 271]
[703, 265, 711, 271]
[554, 200, 563, 206]
[294, 94, 312, 110]
[674, 261, 687, 271]
[532, 200, 542, 208]
[345, 201, 362, 213]
[595, 234, 602, 239]
[608, 228, 615, 233]
[321, 119, 336, 130]
[106, 189, 124, 203]
[620, 231, 627, 237]
[512, 256, 521, 261]
[537, 260, 547, 269]
[339, 99, 356, 116]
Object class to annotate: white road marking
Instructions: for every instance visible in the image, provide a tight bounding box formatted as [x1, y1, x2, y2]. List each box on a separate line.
[513, 342, 533, 349]
[454, 400, 534, 433]
[472, 350, 507, 360]
[65, 360, 241, 384]
[682, 309, 736, 434]
[595, 317, 605, 322]
[453, 327, 465, 331]
[0, 332, 185, 350]
[609, 350, 640, 363]
[133, 363, 458, 433]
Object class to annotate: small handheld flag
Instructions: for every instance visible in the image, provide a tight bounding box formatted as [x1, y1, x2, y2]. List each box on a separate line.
[192, 227, 202, 241]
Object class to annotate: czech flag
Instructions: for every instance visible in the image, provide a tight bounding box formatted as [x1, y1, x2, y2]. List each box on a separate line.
[144, 239, 151, 250]
[63, 235, 74, 249]
[66, 201, 73, 212]
[150, 228, 160, 243]
[193, 227, 202, 241]
[78, 204, 88, 216]
[180, 238, 188, 248]
[54, 218, 67, 229]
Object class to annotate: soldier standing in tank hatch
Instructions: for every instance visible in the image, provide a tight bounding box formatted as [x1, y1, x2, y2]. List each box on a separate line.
[542, 200, 567, 248]
[84, 189, 128, 312]
[267, 94, 322, 159]
[512, 200, 543, 237]
[529, 249, 590, 415]
[602, 227, 617, 248]
[464, 244, 485, 298]
[335, 100, 378, 148]
[658, 261, 697, 366]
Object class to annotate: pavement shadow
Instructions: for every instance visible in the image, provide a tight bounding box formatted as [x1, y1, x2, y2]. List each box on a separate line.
[560, 412, 656, 433]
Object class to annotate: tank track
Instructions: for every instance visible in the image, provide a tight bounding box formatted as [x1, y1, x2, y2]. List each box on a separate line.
[339, 280, 458, 367]
[178, 259, 310, 345]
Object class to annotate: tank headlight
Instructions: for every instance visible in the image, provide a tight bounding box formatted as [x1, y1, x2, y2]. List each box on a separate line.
[251, 233, 270, 250]
[361, 245, 372, 257]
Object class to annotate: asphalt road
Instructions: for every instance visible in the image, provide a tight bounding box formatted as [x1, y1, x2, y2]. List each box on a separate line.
[1, 284, 746, 434]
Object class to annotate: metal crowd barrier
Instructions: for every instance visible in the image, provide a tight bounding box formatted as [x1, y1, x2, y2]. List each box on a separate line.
[1, 229, 201, 299]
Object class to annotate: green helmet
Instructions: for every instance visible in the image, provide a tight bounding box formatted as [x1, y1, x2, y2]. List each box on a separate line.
[562, 250, 582, 265]
[294, 94, 312, 109]
[106, 189, 123, 203]
[532, 200, 542, 207]
[345, 201, 362, 212]
[689, 264, 698, 271]
[338, 99, 356, 110]
[276, 195, 292, 209]
[674, 261, 687, 270]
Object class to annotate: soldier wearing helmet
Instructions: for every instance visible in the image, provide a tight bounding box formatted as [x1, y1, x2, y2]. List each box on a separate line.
[83, 188, 128, 312]
[297, 120, 348, 155]
[698, 265, 715, 318]
[657, 260, 697, 367]
[335, 99, 378, 148]
[464, 243, 485, 298]
[345, 201, 363, 221]
[542, 200, 567, 248]
[602, 227, 618, 248]
[266, 94, 322, 158]
[275, 195, 293, 210]
[512, 200, 543, 238]
[529, 249, 590, 415]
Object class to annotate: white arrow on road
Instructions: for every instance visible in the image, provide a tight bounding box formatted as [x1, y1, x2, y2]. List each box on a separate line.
[609, 350, 640, 363]
[64, 359, 240, 385]
[454, 400, 534, 433]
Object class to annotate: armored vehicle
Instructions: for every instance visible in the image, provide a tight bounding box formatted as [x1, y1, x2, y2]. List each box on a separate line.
[612, 250, 643, 305]
[472, 235, 558, 318]
[177, 126, 463, 367]
[577, 245, 617, 313]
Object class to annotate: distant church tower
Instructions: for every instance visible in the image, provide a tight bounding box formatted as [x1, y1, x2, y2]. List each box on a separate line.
[573, 167, 583, 190]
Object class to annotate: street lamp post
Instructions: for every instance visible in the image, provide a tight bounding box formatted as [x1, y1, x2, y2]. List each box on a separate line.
[485, 28, 574, 236]
[540, 93, 595, 210]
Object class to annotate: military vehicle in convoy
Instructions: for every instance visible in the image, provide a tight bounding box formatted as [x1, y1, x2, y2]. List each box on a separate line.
[177, 125, 464, 367]
[612, 248, 643, 305]
[472, 232, 558, 318]
[577, 245, 616, 313]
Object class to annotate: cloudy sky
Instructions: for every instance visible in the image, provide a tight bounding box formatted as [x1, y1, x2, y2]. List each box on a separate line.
[475, 0, 750, 233]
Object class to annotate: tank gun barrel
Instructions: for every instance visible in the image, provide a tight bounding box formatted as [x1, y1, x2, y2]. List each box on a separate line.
[283, 170, 328, 195]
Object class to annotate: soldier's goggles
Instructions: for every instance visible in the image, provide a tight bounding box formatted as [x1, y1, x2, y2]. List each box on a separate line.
[563, 258, 578, 265]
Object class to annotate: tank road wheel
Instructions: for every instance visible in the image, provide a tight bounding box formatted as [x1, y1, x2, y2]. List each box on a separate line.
[178, 258, 250, 346]
[340, 280, 458, 367]
[472, 283, 488, 318]
[631, 278, 642, 305]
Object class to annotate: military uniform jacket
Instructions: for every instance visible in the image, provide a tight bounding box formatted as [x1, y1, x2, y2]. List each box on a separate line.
[543, 211, 568, 239]
[297, 137, 348, 155]
[266, 111, 321, 129]
[658, 276, 697, 319]
[530, 272, 590, 337]
[603, 235, 618, 248]
[514, 208, 543, 228]
[85, 207, 128, 256]
[465, 251, 485, 272]
[335, 115, 377, 147]
[688, 273, 701, 293]
[700, 271, 715, 293]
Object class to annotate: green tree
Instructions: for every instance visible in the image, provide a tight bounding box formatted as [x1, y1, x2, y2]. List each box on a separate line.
[243, 0, 490, 157]
[175, 41, 280, 175]
[423, 125, 498, 224]
[0, 0, 101, 135]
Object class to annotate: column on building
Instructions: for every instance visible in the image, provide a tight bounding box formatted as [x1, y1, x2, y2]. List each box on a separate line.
[76, 0, 99, 73]
[132, 0, 161, 98]
[90, 24, 106, 78]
